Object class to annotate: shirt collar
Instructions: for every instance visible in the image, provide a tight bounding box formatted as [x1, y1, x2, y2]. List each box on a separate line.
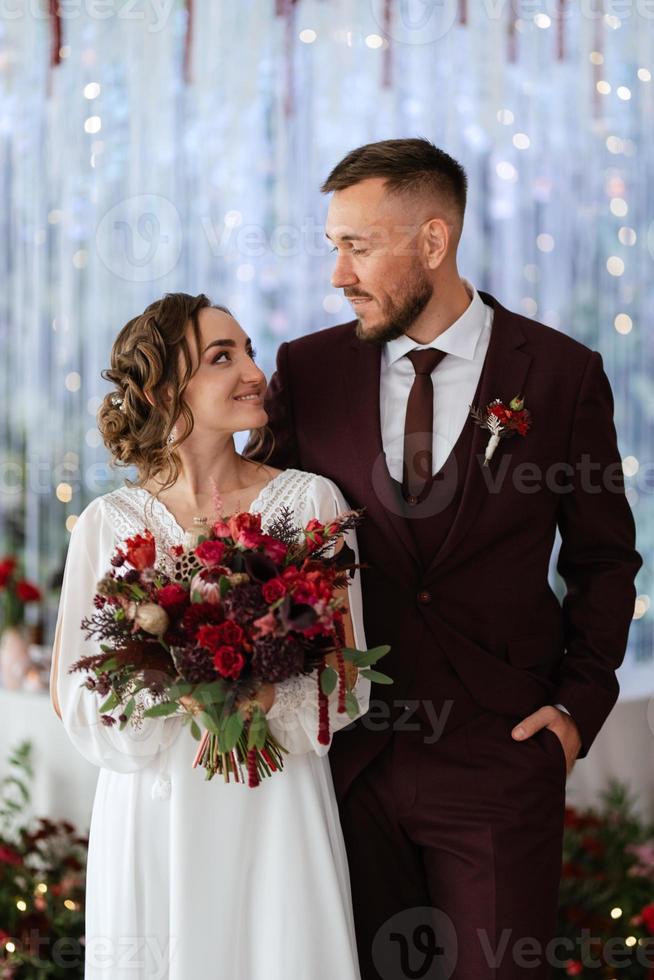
[383, 278, 488, 367]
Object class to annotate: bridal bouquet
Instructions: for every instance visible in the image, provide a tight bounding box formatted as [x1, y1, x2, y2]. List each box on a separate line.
[69, 503, 391, 787]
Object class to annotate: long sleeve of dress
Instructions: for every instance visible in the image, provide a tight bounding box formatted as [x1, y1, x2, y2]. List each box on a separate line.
[265, 475, 371, 756]
[50, 498, 184, 773]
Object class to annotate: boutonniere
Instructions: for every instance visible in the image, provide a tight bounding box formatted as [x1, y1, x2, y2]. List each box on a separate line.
[469, 395, 532, 466]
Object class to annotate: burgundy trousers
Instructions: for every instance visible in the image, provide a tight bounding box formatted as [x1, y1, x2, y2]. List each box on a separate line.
[338, 710, 567, 980]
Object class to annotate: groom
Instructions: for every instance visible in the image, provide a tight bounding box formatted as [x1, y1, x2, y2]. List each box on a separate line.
[245, 139, 641, 979]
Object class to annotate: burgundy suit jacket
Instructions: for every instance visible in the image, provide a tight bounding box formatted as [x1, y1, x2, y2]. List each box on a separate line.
[245, 291, 642, 800]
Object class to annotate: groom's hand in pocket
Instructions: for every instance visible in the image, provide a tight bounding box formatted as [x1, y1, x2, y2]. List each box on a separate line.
[511, 705, 582, 775]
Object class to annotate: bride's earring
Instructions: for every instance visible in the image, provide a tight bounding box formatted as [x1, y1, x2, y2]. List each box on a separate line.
[167, 426, 177, 446]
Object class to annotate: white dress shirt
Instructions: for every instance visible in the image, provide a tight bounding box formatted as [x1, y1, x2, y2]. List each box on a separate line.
[380, 278, 493, 481]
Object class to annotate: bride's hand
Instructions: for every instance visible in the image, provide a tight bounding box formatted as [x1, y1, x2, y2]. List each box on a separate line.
[181, 687, 276, 716]
[237, 682, 276, 716]
[179, 694, 202, 715]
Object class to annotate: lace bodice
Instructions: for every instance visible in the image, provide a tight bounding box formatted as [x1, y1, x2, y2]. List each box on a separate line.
[101, 469, 317, 577]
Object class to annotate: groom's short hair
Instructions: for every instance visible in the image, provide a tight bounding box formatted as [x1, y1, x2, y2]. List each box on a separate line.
[321, 137, 467, 231]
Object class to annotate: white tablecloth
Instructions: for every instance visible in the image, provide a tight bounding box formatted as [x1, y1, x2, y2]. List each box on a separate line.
[0, 689, 652, 833]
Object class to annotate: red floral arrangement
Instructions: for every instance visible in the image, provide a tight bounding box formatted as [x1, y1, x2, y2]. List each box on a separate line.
[556, 784, 654, 978]
[70, 505, 391, 787]
[0, 556, 41, 630]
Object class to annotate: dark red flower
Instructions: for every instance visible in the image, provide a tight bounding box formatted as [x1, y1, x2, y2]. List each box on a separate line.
[262, 578, 287, 604]
[215, 620, 245, 647]
[213, 644, 245, 679]
[16, 580, 41, 603]
[304, 518, 326, 554]
[0, 556, 17, 588]
[228, 512, 263, 548]
[123, 530, 156, 570]
[258, 535, 288, 563]
[0, 844, 23, 865]
[641, 903, 654, 935]
[580, 835, 604, 858]
[182, 603, 224, 635]
[194, 539, 226, 567]
[196, 624, 225, 654]
[196, 620, 245, 654]
[156, 584, 189, 614]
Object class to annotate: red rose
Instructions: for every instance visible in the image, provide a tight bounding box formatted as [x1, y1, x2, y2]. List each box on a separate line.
[16, 580, 41, 603]
[213, 644, 245, 679]
[489, 403, 509, 423]
[258, 535, 288, 563]
[641, 903, 654, 935]
[304, 518, 326, 554]
[228, 512, 263, 548]
[292, 573, 322, 605]
[215, 620, 245, 646]
[182, 603, 224, 635]
[0, 557, 17, 588]
[123, 530, 156, 570]
[196, 624, 224, 654]
[194, 539, 226, 567]
[0, 844, 23, 866]
[262, 578, 287, 604]
[156, 584, 189, 614]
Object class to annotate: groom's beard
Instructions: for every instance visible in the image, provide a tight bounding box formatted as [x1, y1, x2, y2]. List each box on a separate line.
[353, 269, 434, 345]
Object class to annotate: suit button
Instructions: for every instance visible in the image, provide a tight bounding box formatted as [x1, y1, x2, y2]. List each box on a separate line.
[417, 590, 431, 605]
[407, 495, 418, 506]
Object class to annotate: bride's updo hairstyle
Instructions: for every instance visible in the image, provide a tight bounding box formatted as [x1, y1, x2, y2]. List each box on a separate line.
[97, 292, 271, 493]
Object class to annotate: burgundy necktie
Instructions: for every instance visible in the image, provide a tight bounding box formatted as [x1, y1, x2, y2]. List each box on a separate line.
[402, 348, 447, 504]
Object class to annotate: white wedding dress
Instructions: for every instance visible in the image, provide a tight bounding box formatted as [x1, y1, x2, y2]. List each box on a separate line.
[50, 468, 370, 980]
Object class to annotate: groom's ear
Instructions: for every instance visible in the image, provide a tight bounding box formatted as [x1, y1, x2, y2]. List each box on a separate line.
[422, 217, 450, 270]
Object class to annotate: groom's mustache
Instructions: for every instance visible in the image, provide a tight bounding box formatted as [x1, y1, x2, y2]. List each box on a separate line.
[344, 291, 373, 300]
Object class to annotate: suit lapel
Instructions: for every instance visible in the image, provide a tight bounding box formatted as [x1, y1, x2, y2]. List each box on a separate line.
[423, 292, 532, 575]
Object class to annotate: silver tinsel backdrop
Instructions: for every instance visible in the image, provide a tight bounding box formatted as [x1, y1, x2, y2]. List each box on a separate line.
[0, 0, 652, 692]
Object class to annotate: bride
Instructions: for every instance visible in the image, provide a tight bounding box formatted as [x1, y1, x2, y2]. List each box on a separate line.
[49, 292, 370, 980]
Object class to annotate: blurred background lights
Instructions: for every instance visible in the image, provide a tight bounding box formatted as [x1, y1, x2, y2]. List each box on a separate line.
[536, 233, 554, 252]
[513, 133, 530, 150]
[614, 314, 633, 335]
[622, 456, 639, 477]
[56, 484, 73, 504]
[610, 198, 628, 217]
